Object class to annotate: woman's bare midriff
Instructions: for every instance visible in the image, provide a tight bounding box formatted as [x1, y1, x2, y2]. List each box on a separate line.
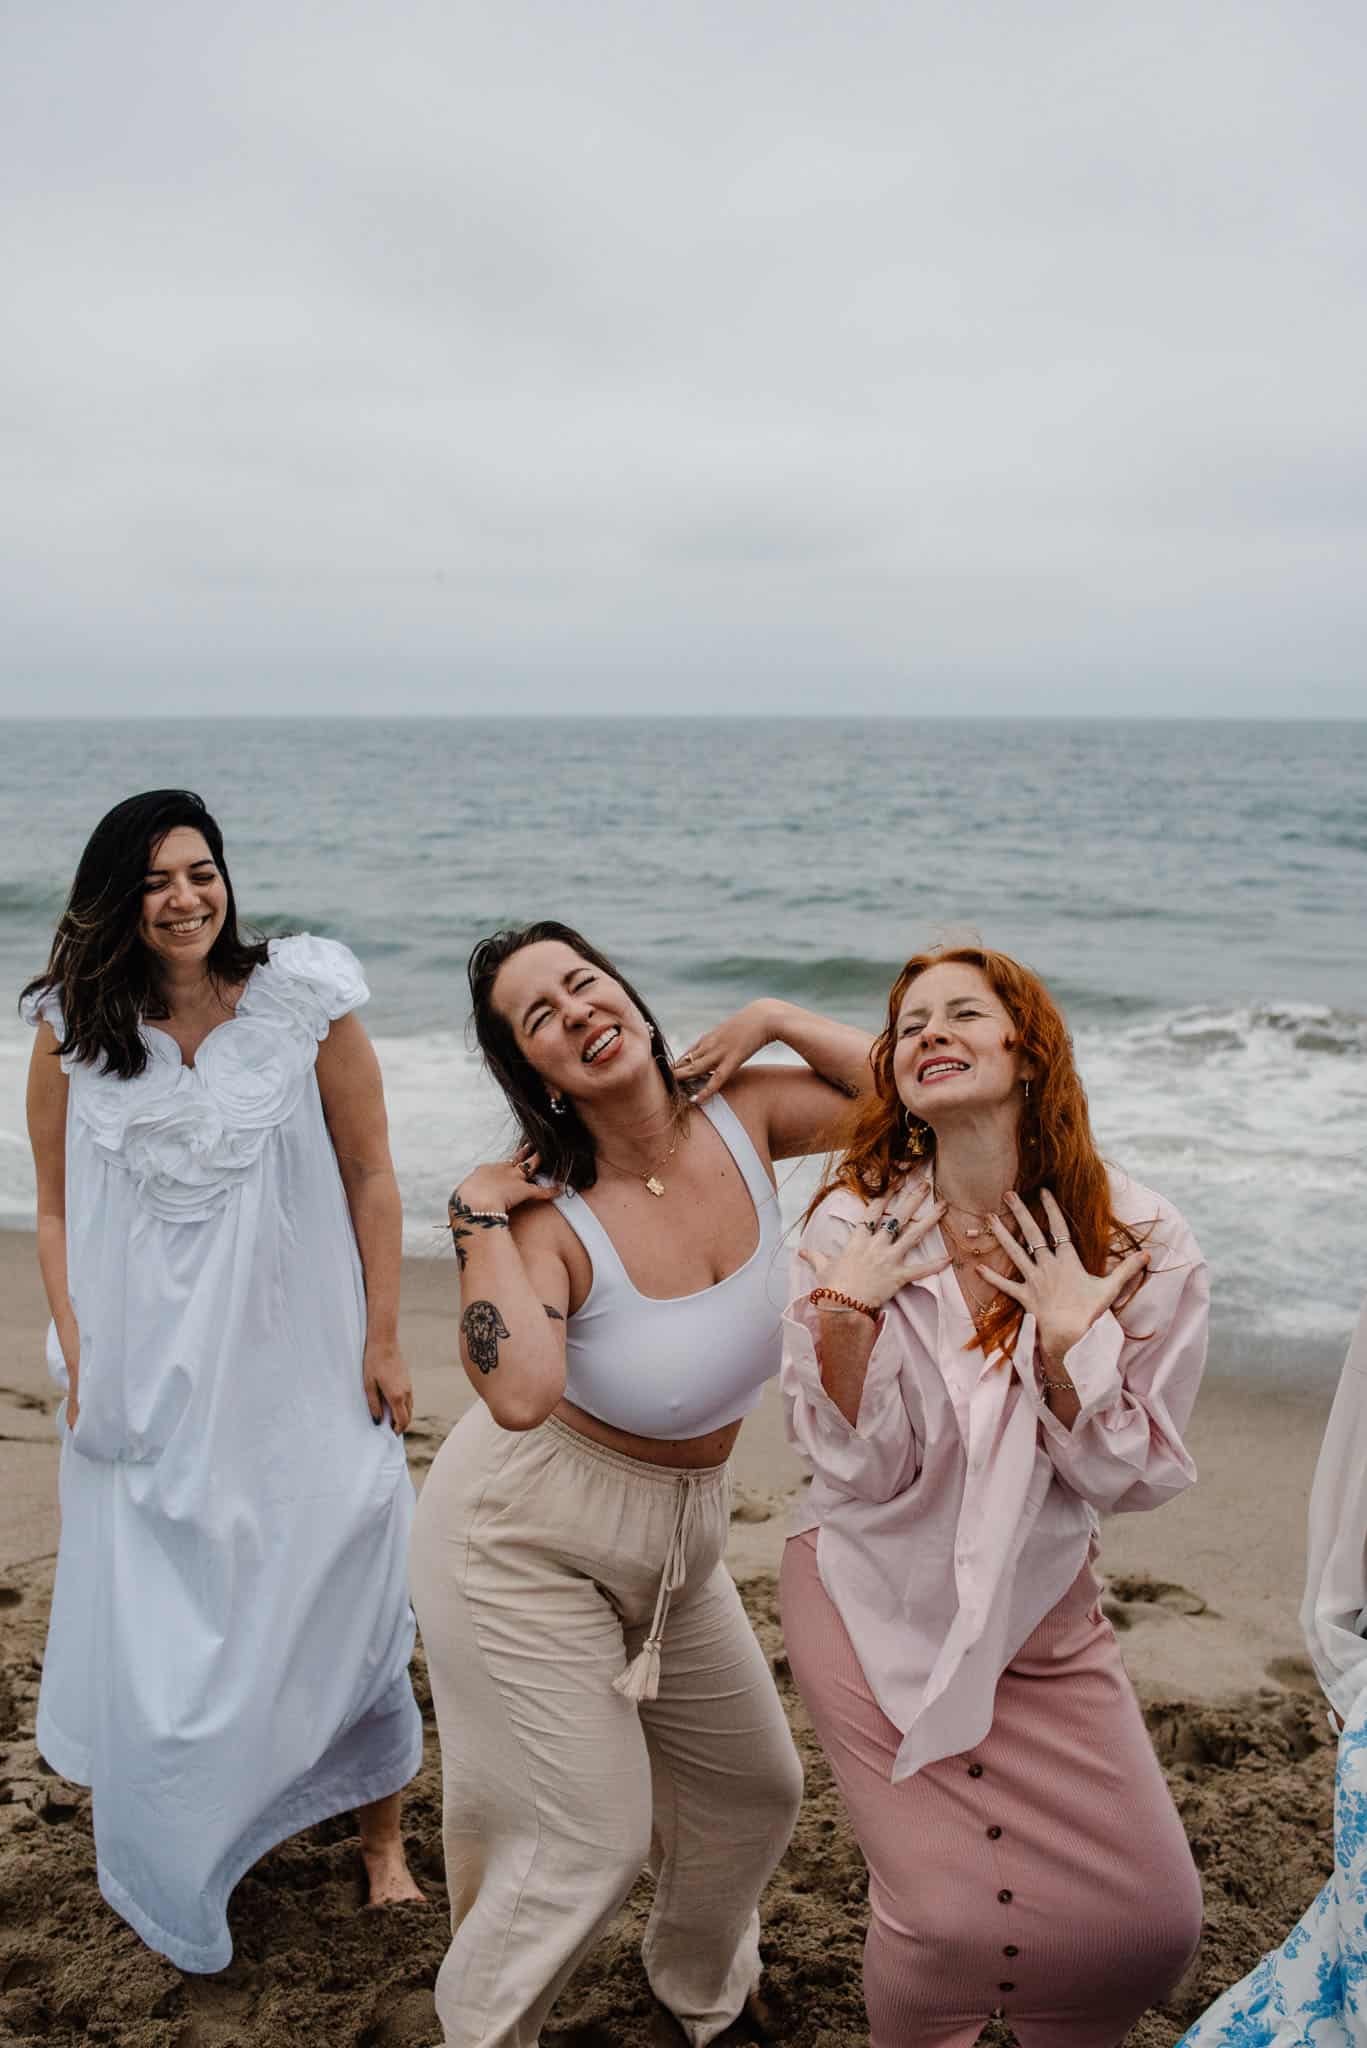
[552, 1396, 743, 1471]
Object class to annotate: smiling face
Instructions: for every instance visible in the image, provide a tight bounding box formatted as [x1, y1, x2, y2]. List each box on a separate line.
[491, 938, 658, 1107]
[137, 826, 229, 970]
[891, 961, 1030, 1126]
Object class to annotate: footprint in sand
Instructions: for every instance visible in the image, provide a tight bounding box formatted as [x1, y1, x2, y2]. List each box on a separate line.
[1, 1956, 44, 1991]
[1263, 1653, 1322, 1695]
[729, 1492, 775, 1526]
[0, 1385, 51, 1414]
[404, 1418, 442, 1470]
[1102, 1574, 1212, 1632]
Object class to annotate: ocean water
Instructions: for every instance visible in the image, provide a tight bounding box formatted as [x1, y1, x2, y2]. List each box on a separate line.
[1, 717, 1363, 1360]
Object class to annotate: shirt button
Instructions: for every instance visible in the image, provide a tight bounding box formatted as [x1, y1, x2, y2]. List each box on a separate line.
[986, 1825, 1003, 1839]
[997, 1889, 1013, 1904]
[1003, 1945, 1019, 1957]
[999, 1981, 1016, 1993]
[966, 1763, 984, 1778]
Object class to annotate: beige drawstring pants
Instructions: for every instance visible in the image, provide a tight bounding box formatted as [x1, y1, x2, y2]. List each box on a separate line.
[408, 1407, 804, 2048]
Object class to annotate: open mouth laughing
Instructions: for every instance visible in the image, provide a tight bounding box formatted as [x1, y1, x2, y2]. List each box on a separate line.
[917, 1057, 970, 1084]
[582, 1026, 622, 1065]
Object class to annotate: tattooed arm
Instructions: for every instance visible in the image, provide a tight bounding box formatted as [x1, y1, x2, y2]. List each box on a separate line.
[448, 1162, 570, 1428]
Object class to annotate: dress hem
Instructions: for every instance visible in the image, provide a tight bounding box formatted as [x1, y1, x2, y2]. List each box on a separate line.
[94, 1701, 423, 1975]
[34, 1709, 93, 1789]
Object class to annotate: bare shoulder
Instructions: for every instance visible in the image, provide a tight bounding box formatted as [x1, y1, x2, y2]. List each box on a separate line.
[510, 1193, 572, 1250]
[716, 1070, 776, 1147]
[315, 1008, 371, 1066]
[721, 1065, 850, 1165]
[29, 1016, 63, 1061]
[511, 1190, 590, 1297]
[27, 1020, 69, 1101]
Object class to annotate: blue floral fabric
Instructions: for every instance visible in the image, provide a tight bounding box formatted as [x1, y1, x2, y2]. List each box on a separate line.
[1178, 1688, 1367, 2046]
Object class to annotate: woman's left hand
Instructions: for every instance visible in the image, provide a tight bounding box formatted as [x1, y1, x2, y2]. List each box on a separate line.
[674, 1001, 778, 1105]
[982, 1189, 1149, 1369]
[363, 1337, 414, 1433]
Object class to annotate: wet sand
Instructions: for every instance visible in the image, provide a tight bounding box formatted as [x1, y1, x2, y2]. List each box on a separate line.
[0, 1228, 1344, 2046]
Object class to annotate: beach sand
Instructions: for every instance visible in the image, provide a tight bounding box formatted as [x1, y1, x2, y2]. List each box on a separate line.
[0, 1225, 1343, 2047]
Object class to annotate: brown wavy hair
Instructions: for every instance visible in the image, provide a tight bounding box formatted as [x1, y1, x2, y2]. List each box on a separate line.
[808, 944, 1152, 1361]
[21, 790, 268, 1079]
[468, 921, 692, 1194]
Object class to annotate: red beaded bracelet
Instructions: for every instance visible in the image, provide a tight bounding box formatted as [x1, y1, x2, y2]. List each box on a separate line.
[810, 1285, 880, 1322]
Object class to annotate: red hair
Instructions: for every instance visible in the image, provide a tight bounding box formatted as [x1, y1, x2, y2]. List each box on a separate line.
[808, 945, 1151, 1362]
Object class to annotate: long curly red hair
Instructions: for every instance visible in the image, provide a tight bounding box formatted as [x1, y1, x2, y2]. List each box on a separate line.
[809, 944, 1152, 1362]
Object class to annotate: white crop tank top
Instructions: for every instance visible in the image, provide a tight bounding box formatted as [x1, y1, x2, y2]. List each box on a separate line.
[552, 1094, 789, 1441]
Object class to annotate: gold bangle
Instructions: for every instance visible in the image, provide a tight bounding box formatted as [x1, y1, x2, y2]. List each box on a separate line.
[1039, 1375, 1075, 1395]
[810, 1286, 880, 1323]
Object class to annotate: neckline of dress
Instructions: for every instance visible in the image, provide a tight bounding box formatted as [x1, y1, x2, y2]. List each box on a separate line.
[142, 964, 262, 1072]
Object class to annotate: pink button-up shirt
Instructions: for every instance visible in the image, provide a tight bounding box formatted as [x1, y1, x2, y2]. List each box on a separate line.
[781, 1170, 1209, 1781]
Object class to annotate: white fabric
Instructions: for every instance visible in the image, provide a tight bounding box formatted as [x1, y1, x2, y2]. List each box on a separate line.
[781, 1168, 1208, 1780]
[1301, 1299, 1367, 1724]
[551, 1093, 788, 1440]
[23, 935, 421, 1972]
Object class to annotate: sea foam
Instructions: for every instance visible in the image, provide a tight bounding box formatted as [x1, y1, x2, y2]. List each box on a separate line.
[1, 998, 1361, 1355]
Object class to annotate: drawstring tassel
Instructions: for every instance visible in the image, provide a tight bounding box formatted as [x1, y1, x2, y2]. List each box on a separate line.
[612, 1636, 663, 1702]
[614, 1478, 694, 1706]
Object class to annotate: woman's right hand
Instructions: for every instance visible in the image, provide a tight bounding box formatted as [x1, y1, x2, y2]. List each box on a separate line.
[449, 1159, 560, 1275]
[56, 1313, 80, 1431]
[801, 1186, 950, 1310]
[451, 1154, 561, 1225]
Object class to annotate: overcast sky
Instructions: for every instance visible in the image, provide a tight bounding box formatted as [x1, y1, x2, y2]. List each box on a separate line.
[2, 0, 1363, 717]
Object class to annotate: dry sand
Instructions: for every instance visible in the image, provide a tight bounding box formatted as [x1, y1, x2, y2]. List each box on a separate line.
[0, 1227, 1345, 2047]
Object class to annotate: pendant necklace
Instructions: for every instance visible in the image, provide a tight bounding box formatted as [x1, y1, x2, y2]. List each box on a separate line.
[940, 1214, 1006, 1330]
[930, 1169, 1015, 1241]
[596, 1121, 684, 1198]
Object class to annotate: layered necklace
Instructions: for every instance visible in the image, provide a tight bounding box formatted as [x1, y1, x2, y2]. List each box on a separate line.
[596, 1116, 686, 1198]
[931, 1170, 1018, 1329]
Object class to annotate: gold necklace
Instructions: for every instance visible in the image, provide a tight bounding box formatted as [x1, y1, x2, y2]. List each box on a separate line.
[940, 1215, 1010, 1324]
[930, 1170, 1016, 1240]
[595, 1120, 684, 1198]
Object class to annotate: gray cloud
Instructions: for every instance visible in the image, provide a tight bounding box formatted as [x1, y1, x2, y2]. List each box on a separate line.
[2, 0, 1364, 715]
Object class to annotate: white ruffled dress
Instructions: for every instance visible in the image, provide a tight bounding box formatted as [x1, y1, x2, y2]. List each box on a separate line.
[23, 935, 422, 1973]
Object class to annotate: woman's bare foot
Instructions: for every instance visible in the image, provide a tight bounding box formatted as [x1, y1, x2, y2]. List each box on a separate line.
[357, 1791, 425, 1905]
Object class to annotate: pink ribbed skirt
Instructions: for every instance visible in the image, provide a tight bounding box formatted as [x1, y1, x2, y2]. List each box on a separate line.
[780, 1530, 1201, 2048]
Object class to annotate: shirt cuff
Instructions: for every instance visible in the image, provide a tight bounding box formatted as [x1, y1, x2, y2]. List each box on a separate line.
[1024, 1312, 1125, 1435]
[783, 1293, 893, 1438]
[1056, 1313, 1126, 1419]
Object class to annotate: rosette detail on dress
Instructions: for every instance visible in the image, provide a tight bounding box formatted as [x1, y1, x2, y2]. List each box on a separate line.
[23, 937, 369, 1225]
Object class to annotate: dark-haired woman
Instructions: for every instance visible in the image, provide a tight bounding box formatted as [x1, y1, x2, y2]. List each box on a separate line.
[22, 790, 423, 1973]
[408, 921, 873, 2048]
[779, 945, 1208, 2047]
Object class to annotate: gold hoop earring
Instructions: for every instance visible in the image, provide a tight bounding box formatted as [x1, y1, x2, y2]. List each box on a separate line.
[897, 1112, 930, 1163]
